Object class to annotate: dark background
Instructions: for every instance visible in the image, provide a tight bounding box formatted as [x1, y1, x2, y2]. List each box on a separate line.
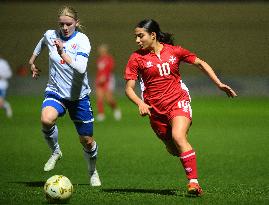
[0, 0, 268, 95]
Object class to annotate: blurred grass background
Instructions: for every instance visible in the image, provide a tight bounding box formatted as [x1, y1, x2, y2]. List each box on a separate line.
[0, 95, 269, 204]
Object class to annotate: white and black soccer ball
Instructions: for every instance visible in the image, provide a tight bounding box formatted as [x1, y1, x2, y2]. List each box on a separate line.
[44, 175, 73, 203]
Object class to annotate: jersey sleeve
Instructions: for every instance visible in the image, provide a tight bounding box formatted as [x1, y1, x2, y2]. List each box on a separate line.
[124, 53, 139, 80]
[69, 34, 91, 74]
[33, 34, 47, 56]
[175, 46, 197, 64]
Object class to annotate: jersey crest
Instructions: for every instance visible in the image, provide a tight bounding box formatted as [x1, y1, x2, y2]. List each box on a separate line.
[146, 61, 153, 68]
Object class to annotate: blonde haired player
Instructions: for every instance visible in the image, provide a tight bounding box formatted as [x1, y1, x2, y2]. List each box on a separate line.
[29, 6, 101, 186]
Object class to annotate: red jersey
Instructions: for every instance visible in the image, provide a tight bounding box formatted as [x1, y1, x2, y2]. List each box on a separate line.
[96, 54, 115, 87]
[124, 43, 196, 115]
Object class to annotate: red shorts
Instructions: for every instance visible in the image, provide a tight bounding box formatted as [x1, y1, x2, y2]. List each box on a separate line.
[149, 99, 192, 141]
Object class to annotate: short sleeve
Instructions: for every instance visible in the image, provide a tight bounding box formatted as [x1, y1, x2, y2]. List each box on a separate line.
[174, 46, 197, 64]
[124, 53, 139, 80]
[33, 30, 56, 56]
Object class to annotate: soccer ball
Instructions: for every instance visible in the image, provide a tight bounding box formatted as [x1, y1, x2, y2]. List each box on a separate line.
[44, 175, 73, 203]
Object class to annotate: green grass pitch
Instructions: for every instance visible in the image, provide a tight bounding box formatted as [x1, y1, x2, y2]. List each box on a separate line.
[0, 95, 268, 204]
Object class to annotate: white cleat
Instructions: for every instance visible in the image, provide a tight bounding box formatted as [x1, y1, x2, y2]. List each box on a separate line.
[96, 114, 105, 122]
[44, 151, 62, 172]
[113, 109, 122, 121]
[90, 170, 101, 187]
[6, 104, 13, 118]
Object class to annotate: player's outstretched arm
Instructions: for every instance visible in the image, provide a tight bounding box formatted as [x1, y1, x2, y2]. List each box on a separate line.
[193, 57, 237, 98]
[125, 80, 152, 116]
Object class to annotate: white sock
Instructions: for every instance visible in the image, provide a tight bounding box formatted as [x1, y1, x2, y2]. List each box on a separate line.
[189, 179, 199, 184]
[3, 101, 12, 118]
[113, 109, 122, 120]
[83, 141, 98, 175]
[42, 125, 60, 154]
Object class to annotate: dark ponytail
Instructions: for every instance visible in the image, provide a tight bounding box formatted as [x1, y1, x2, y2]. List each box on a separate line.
[158, 31, 174, 45]
[136, 19, 174, 45]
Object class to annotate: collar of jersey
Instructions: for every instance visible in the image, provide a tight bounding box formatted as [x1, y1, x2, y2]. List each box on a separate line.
[149, 43, 166, 55]
[60, 31, 78, 41]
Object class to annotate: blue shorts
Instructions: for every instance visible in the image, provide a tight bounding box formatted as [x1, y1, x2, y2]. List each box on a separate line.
[42, 91, 94, 136]
[0, 89, 6, 98]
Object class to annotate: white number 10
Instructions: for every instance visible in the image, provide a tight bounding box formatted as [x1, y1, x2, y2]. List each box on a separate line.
[157, 62, 170, 76]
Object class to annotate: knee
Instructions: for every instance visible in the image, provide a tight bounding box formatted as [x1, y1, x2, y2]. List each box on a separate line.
[41, 107, 58, 128]
[80, 136, 94, 148]
[172, 129, 186, 141]
[172, 132, 189, 148]
[41, 114, 56, 128]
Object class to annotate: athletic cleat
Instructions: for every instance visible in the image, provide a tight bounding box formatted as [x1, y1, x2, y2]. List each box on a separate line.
[44, 151, 62, 172]
[187, 182, 203, 196]
[96, 114, 105, 122]
[90, 170, 101, 187]
[113, 109, 122, 121]
[6, 103, 13, 118]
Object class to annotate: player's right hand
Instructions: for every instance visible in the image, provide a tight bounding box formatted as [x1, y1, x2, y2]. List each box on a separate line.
[30, 64, 41, 79]
[138, 102, 152, 117]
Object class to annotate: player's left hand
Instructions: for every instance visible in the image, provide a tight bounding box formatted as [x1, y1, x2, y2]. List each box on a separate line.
[218, 83, 238, 98]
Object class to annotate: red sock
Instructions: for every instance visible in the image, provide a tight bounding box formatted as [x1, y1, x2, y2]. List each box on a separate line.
[109, 100, 117, 109]
[97, 99, 104, 114]
[179, 150, 198, 180]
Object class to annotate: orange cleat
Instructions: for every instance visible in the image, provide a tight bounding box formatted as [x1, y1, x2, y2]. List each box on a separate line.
[187, 182, 203, 196]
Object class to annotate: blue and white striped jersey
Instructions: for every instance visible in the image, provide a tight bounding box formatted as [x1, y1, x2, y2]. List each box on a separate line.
[33, 30, 91, 100]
